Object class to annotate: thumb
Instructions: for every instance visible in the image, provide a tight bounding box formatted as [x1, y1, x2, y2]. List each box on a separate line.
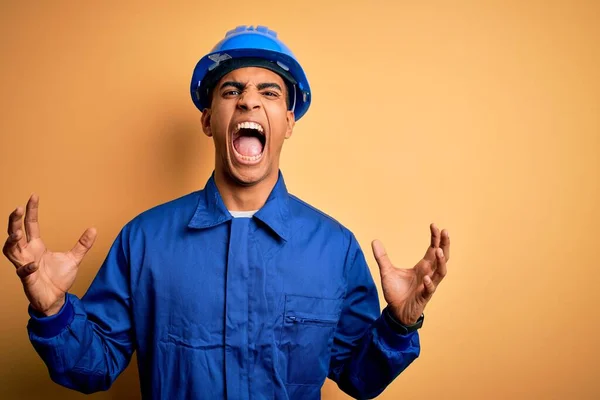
[68, 227, 97, 263]
[371, 239, 394, 276]
[16, 262, 39, 279]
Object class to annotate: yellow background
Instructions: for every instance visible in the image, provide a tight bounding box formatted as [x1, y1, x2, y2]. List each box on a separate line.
[1, 1, 598, 399]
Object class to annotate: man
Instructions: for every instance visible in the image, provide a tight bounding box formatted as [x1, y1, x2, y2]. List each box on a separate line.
[3, 26, 449, 399]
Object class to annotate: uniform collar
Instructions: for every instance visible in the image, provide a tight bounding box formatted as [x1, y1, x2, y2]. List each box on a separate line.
[188, 171, 291, 241]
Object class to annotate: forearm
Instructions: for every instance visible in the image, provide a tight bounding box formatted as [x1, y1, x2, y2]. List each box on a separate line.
[28, 293, 133, 394]
[329, 312, 421, 399]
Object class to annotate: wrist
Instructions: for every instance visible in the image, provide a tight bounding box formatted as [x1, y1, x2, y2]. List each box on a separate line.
[387, 304, 420, 325]
[33, 297, 66, 317]
[384, 306, 424, 335]
[28, 294, 74, 338]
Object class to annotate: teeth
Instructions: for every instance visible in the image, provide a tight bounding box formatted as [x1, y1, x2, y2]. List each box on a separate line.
[238, 153, 262, 161]
[232, 121, 265, 163]
[236, 121, 263, 133]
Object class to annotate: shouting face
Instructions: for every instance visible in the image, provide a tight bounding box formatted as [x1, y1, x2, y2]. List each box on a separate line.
[201, 67, 295, 187]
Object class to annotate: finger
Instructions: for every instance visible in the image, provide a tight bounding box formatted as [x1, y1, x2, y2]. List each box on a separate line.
[371, 239, 394, 275]
[3, 230, 28, 268]
[420, 258, 436, 276]
[430, 223, 441, 248]
[441, 229, 450, 261]
[3, 228, 24, 257]
[7, 206, 23, 234]
[7, 207, 27, 247]
[423, 275, 436, 300]
[432, 247, 447, 285]
[16, 262, 39, 279]
[24, 194, 41, 242]
[68, 228, 97, 263]
[424, 223, 441, 261]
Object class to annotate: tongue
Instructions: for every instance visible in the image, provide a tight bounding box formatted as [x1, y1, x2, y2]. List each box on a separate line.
[234, 136, 263, 157]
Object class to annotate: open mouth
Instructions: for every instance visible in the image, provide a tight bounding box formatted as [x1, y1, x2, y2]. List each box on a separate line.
[231, 121, 266, 164]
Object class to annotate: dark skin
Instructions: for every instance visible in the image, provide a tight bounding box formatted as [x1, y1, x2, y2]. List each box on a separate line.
[3, 66, 450, 324]
[3, 196, 96, 316]
[200, 67, 294, 212]
[373, 225, 450, 324]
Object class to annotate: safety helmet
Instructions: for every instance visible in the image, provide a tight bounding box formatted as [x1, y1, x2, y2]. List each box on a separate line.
[190, 25, 311, 120]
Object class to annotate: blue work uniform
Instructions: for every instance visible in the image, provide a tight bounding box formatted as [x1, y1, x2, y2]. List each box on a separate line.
[27, 171, 420, 399]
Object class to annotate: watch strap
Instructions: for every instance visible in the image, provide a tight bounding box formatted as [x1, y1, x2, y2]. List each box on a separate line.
[383, 307, 424, 335]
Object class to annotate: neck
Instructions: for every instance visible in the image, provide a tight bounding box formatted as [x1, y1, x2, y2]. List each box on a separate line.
[214, 169, 279, 211]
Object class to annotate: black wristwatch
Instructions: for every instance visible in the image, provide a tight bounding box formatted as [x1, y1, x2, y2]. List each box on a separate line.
[384, 307, 425, 335]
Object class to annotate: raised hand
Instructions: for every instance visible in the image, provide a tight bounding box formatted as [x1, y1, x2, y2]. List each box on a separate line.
[2, 194, 97, 316]
[372, 223, 450, 325]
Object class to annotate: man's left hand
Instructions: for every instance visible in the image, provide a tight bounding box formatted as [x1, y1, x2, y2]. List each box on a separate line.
[372, 223, 450, 326]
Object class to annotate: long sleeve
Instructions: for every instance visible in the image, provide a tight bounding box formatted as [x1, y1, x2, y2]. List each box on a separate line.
[27, 228, 135, 394]
[328, 234, 421, 399]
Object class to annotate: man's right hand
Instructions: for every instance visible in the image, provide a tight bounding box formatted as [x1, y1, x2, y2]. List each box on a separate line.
[3, 194, 97, 316]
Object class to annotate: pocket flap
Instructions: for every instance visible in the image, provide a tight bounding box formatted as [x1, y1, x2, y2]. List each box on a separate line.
[284, 294, 342, 322]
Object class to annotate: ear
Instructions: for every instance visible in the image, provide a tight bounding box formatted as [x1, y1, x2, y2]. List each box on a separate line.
[285, 110, 295, 139]
[201, 108, 212, 137]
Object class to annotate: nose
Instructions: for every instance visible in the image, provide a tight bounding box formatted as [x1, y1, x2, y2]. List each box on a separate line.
[237, 88, 262, 112]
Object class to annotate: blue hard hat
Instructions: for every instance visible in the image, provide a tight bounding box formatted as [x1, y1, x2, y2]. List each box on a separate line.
[190, 25, 311, 120]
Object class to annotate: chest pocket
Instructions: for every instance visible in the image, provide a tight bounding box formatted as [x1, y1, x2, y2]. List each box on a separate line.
[280, 294, 343, 385]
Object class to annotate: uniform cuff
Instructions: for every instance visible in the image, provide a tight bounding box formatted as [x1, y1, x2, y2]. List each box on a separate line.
[375, 309, 418, 350]
[27, 295, 75, 338]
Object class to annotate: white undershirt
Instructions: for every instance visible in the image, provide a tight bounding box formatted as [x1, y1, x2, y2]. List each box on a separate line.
[229, 210, 258, 218]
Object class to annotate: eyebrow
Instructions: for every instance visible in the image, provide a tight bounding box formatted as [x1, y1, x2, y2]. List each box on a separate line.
[257, 82, 283, 92]
[219, 81, 245, 91]
[219, 81, 283, 93]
